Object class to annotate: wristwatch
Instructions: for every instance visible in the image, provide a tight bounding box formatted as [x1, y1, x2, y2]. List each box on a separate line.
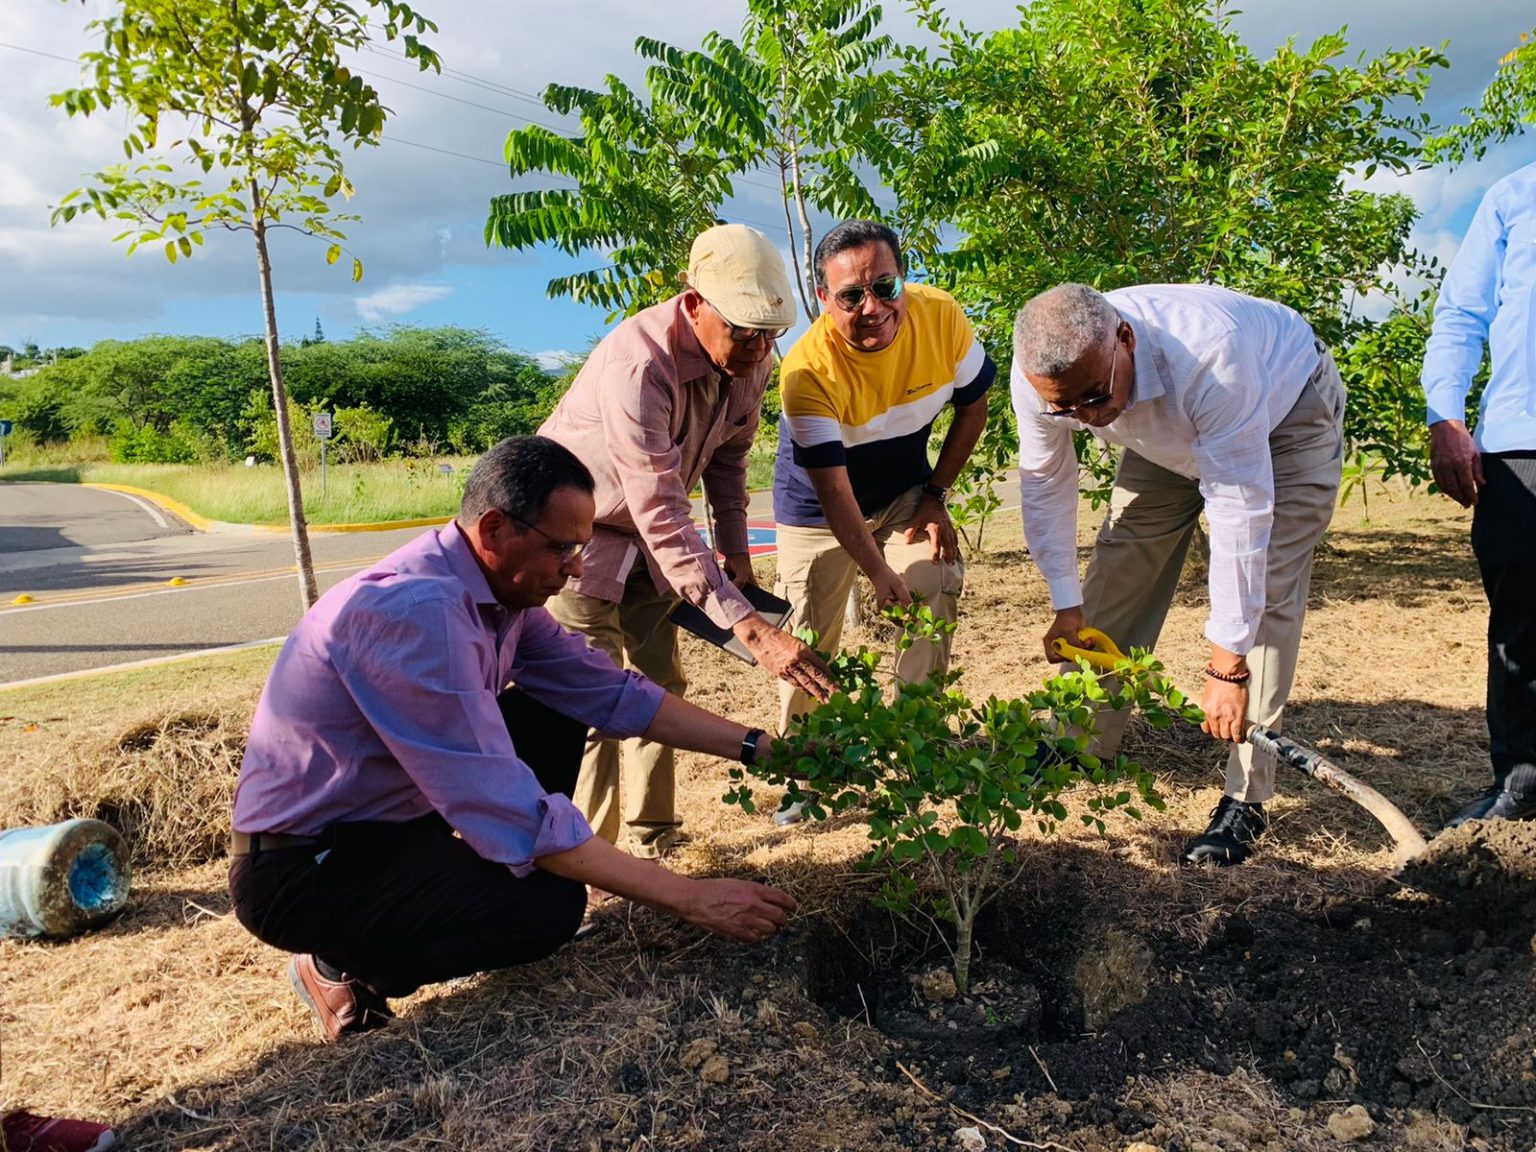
[740, 728, 765, 766]
[921, 481, 949, 502]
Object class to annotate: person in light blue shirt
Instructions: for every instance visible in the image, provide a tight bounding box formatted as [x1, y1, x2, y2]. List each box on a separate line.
[1421, 158, 1536, 828]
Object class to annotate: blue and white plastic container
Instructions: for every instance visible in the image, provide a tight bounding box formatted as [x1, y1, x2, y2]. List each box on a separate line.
[0, 819, 132, 938]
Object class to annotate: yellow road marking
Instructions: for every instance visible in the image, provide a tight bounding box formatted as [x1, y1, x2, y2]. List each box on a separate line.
[2, 555, 381, 610]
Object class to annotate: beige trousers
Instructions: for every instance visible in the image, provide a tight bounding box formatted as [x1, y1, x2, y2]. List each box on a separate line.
[545, 567, 686, 856]
[1080, 352, 1345, 804]
[774, 484, 965, 733]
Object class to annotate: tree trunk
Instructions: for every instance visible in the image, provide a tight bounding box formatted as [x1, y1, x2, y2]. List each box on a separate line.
[953, 911, 975, 997]
[785, 122, 818, 321]
[252, 207, 318, 611]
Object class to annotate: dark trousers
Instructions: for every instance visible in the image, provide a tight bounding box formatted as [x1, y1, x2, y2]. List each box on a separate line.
[1472, 453, 1536, 794]
[229, 690, 589, 998]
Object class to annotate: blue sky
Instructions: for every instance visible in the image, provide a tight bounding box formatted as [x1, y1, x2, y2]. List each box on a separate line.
[2, 0, 1534, 362]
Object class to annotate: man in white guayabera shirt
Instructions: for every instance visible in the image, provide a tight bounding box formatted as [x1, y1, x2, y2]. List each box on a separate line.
[1010, 283, 1345, 866]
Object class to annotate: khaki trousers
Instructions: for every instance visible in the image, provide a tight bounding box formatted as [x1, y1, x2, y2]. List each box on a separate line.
[1080, 352, 1345, 803]
[545, 567, 686, 856]
[774, 484, 965, 733]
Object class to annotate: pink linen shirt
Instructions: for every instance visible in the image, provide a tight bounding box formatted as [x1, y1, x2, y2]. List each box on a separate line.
[539, 295, 764, 631]
[232, 521, 666, 876]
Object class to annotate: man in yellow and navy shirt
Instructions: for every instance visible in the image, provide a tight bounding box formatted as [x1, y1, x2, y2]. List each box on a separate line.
[773, 219, 995, 743]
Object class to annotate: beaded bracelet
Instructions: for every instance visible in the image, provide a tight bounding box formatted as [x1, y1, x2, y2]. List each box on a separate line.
[1203, 664, 1252, 685]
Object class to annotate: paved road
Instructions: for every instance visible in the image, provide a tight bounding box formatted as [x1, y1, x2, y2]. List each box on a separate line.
[0, 483, 430, 685]
[0, 482, 192, 552]
[0, 475, 1020, 686]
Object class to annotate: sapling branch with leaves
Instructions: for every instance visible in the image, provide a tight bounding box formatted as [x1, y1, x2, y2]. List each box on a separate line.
[727, 604, 1202, 995]
[49, 0, 439, 610]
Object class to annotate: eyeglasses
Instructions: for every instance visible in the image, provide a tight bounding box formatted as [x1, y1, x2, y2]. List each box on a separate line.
[1044, 325, 1123, 419]
[829, 273, 904, 312]
[702, 298, 788, 343]
[509, 514, 585, 561]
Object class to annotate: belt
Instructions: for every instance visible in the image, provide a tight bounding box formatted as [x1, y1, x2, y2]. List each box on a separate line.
[230, 829, 328, 856]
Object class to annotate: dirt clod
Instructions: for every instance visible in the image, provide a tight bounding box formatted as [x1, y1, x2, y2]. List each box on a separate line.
[698, 1053, 730, 1084]
[1074, 926, 1155, 1030]
[919, 968, 958, 1003]
[680, 1037, 717, 1071]
[1327, 1104, 1376, 1141]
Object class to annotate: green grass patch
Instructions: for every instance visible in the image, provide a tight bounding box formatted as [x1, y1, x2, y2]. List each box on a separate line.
[6, 439, 782, 525]
[9, 458, 472, 525]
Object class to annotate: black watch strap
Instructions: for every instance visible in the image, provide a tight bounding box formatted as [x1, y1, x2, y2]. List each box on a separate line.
[921, 481, 949, 501]
[740, 728, 766, 766]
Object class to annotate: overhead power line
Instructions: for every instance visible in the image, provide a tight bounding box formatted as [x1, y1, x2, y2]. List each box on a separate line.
[3, 37, 893, 222]
[0, 39, 82, 65]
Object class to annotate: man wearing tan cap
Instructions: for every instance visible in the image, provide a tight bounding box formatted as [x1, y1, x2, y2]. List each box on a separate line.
[540, 224, 836, 859]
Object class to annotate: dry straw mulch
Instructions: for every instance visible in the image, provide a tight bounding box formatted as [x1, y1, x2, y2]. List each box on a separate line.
[1, 491, 1515, 1151]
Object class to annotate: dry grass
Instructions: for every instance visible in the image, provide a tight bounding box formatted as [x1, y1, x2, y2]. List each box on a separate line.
[0, 653, 270, 869]
[0, 488, 1504, 1150]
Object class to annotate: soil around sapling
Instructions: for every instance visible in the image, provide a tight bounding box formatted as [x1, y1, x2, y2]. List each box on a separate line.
[793, 820, 1536, 1148]
[8, 495, 1535, 1151]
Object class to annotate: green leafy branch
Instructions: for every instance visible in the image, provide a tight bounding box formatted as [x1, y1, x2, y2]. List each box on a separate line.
[725, 603, 1200, 993]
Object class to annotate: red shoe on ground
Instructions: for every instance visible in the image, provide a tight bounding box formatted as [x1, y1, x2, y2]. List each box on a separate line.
[1, 1110, 116, 1152]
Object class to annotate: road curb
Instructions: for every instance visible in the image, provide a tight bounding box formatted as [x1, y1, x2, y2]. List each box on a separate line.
[81, 482, 451, 535]
[252, 515, 453, 534]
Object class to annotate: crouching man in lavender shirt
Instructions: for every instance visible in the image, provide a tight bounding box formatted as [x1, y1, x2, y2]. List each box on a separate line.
[229, 436, 795, 1042]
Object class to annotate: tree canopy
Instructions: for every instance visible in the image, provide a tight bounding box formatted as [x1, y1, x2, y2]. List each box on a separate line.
[0, 328, 559, 463]
[485, 0, 892, 320]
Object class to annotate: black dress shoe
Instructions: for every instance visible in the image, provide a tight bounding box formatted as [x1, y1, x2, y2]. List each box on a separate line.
[1181, 795, 1268, 866]
[1443, 785, 1536, 830]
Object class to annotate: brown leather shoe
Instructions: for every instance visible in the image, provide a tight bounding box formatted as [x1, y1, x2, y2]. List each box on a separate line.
[287, 954, 394, 1042]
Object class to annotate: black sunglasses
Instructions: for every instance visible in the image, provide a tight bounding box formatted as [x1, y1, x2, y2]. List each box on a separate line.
[830, 273, 904, 312]
[1044, 324, 1124, 419]
[509, 514, 585, 561]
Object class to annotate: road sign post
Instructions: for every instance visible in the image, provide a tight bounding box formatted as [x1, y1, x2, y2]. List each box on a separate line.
[312, 411, 333, 499]
[0, 419, 11, 468]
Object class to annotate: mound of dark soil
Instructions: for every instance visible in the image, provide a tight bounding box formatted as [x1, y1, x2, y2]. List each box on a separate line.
[797, 828, 1536, 1149]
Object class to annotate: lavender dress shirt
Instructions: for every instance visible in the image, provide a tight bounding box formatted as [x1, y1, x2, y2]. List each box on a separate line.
[232, 521, 666, 876]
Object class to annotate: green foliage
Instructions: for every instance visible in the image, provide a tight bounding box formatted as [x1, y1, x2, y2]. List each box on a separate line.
[880, 0, 1445, 344]
[948, 387, 1015, 555]
[331, 405, 395, 463]
[1427, 29, 1536, 162]
[50, 0, 439, 278]
[486, 0, 891, 320]
[248, 397, 324, 469]
[1334, 304, 1435, 513]
[109, 419, 216, 464]
[726, 605, 1198, 993]
[5, 329, 555, 463]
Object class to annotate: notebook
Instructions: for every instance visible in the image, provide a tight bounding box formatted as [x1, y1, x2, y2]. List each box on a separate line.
[670, 584, 795, 665]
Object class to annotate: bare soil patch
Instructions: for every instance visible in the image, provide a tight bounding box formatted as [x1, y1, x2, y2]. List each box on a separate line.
[3, 493, 1528, 1151]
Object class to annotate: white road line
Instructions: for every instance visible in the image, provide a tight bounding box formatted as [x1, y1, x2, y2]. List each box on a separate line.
[1, 636, 289, 690]
[98, 486, 170, 529]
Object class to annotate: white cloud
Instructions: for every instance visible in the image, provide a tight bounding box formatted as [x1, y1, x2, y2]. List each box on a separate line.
[6, 0, 1536, 347]
[355, 282, 453, 322]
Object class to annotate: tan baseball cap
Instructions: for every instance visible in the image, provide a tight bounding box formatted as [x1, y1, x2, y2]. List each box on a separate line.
[684, 224, 797, 330]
